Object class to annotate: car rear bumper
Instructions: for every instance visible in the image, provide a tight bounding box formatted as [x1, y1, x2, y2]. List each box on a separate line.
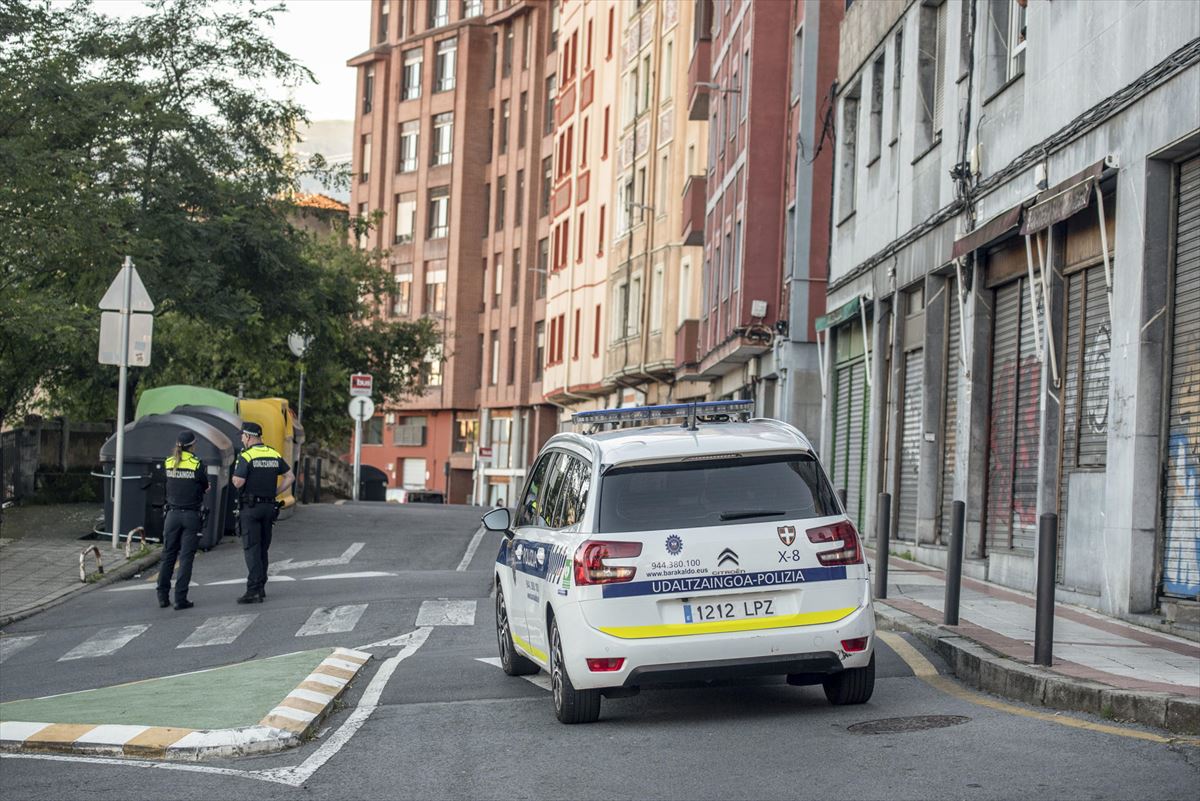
[623, 651, 843, 687]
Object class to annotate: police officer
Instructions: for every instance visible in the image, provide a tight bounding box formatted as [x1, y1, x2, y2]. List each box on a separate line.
[158, 430, 209, 610]
[232, 421, 294, 604]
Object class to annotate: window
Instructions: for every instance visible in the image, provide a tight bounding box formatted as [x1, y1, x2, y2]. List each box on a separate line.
[403, 48, 422, 100]
[511, 249, 520, 305]
[617, 176, 633, 234]
[541, 156, 552, 216]
[435, 39, 457, 92]
[607, 7, 615, 59]
[495, 175, 506, 230]
[628, 274, 642, 337]
[522, 16, 531, 69]
[393, 416, 427, 447]
[431, 112, 453, 166]
[398, 120, 418, 172]
[519, 91, 528, 149]
[741, 50, 749, 120]
[424, 344, 443, 387]
[424, 265, 447, 315]
[482, 184, 490, 237]
[592, 304, 601, 356]
[838, 81, 860, 220]
[917, 0, 946, 148]
[585, 19, 593, 70]
[602, 106, 610, 159]
[613, 282, 628, 342]
[502, 22, 513, 77]
[661, 40, 673, 99]
[733, 219, 743, 288]
[490, 331, 500, 385]
[362, 65, 375, 113]
[393, 263, 413, 316]
[394, 192, 416, 244]
[572, 308, 581, 360]
[580, 117, 589, 168]
[356, 202, 367, 249]
[377, 0, 389, 43]
[597, 205, 606, 255]
[650, 265, 664, 332]
[534, 321, 545, 381]
[639, 54, 651, 113]
[544, 74, 556, 134]
[490, 32, 498, 88]
[679, 260, 691, 322]
[536, 238, 548, 298]
[486, 110, 494, 162]
[891, 30, 903, 144]
[657, 151, 669, 216]
[359, 134, 371, 183]
[428, 0, 448, 28]
[494, 253, 503, 302]
[427, 187, 449, 239]
[985, 0, 1026, 96]
[462, 0, 483, 18]
[555, 313, 566, 361]
[452, 414, 478, 453]
[636, 165, 647, 221]
[514, 170, 525, 226]
[499, 99, 510, 154]
[363, 416, 384, 445]
[576, 211, 585, 262]
[868, 53, 884, 164]
[549, 0, 559, 51]
[507, 327, 517, 384]
[791, 27, 804, 103]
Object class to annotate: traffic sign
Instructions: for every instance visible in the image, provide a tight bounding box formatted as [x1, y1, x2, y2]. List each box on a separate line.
[99, 264, 154, 312]
[350, 373, 373, 397]
[478, 446, 493, 458]
[288, 332, 313, 358]
[348, 396, 375, 422]
[98, 311, 153, 367]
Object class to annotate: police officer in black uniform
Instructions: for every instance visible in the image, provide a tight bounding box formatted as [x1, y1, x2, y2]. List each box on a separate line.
[232, 422, 294, 604]
[158, 430, 209, 610]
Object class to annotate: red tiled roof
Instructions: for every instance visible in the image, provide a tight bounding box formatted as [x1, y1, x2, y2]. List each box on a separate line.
[292, 193, 349, 212]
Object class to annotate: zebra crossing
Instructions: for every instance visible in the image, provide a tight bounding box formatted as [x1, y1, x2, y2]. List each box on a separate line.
[1, 600, 478, 666]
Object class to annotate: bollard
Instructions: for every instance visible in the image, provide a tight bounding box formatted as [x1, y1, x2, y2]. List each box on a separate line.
[303, 457, 312, 504]
[875, 493, 891, 600]
[1034, 513, 1059, 666]
[314, 458, 323, 504]
[944, 500, 966, 625]
[123, 526, 146, 559]
[837, 488, 848, 511]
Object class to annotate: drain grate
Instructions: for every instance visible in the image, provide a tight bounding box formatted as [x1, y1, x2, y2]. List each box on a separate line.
[847, 715, 971, 735]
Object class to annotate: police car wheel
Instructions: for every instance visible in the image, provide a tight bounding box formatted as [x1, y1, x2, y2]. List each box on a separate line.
[549, 617, 601, 724]
[496, 586, 538, 676]
[822, 653, 875, 705]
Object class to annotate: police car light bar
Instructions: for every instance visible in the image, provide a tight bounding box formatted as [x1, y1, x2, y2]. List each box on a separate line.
[571, 400, 755, 430]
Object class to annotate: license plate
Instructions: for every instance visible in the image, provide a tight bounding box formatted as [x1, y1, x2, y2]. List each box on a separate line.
[682, 596, 776, 623]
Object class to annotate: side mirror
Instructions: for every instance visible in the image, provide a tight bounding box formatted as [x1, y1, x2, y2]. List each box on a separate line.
[481, 507, 514, 538]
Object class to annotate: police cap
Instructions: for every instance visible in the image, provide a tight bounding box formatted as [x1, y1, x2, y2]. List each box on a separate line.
[176, 430, 196, 447]
[241, 421, 263, 437]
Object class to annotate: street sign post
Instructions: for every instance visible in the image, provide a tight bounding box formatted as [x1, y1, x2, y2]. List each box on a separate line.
[288, 332, 314, 424]
[350, 373, 373, 397]
[99, 257, 154, 549]
[347, 396, 375, 502]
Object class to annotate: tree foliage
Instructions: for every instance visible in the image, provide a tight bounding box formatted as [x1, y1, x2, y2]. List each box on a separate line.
[0, 0, 440, 444]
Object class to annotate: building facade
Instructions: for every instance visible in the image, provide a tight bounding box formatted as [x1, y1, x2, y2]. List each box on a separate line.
[823, 0, 1200, 618]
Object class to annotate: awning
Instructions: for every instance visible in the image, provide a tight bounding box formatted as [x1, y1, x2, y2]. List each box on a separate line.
[815, 295, 862, 332]
[951, 205, 1023, 259]
[1020, 177, 1095, 235]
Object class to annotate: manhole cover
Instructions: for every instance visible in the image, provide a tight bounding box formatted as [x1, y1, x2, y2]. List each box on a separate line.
[847, 715, 971, 735]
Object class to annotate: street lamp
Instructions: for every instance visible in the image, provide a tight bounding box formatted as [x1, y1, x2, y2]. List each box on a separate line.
[287, 331, 313, 424]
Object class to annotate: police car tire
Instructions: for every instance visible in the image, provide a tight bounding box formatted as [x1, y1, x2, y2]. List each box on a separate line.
[822, 653, 875, 705]
[550, 617, 601, 724]
[496, 587, 539, 676]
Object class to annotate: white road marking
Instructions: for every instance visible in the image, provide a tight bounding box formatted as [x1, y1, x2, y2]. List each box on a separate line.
[106, 582, 200, 593]
[177, 615, 257, 649]
[301, 571, 395, 581]
[59, 625, 150, 661]
[476, 656, 552, 691]
[203, 576, 296, 586]
[357, 630, 426, 649]
[456, 526, 488, 571]
[296, 604, 368, 637]
[269, 542, 364, 575]
[416, 599, 476, 626]
[0, 635, 42, 664]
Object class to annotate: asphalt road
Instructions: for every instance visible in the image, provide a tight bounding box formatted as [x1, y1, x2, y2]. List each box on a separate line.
[1, 502, 1197, 800]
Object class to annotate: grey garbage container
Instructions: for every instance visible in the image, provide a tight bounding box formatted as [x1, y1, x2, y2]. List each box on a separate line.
[99, 414, 235, 549]
[359, 465, 388, 502]
[172, 405, 242, 535]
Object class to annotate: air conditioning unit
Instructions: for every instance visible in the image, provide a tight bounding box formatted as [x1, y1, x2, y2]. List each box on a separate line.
[750, 299, 768, 318]
[385, 413, 396, 424]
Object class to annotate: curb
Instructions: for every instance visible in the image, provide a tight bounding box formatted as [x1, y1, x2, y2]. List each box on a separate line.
[0, 647, 371, 761]
[0, 546, 164, 628]
[875, 602, 1200, 736]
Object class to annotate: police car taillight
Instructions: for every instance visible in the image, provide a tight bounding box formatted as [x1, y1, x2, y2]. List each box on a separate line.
[574, 540, 642, 585]
[806, 521, 863, 566]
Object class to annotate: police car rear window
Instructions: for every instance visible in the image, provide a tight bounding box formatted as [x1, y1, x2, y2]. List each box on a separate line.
[597, 453, 840, 533]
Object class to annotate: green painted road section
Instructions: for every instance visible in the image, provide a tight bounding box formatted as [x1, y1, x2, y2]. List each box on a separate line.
[0, 647, 333, 730]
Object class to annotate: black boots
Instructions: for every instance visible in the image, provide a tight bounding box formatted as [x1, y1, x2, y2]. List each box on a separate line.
[174, 600, 194, 610]
[236, 593, 263, 604]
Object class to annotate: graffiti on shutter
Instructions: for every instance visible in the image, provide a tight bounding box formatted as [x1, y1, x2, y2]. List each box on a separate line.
[897, 349, 923, 541]
[987, 281, 1021, 553]
[846, 359, 868, 527]
[1162, 155, 1200, 599]
[940, 278, 961, 543]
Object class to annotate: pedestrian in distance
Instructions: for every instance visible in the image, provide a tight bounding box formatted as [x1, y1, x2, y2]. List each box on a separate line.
[158, 430, 209, 610]
[232, 421, 294, 604]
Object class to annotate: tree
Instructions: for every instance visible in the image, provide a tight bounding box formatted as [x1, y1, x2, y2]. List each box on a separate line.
[0, 0, 441, 444]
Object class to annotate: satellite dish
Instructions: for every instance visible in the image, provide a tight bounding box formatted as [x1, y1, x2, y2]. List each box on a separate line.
[288, 332, 313, 358]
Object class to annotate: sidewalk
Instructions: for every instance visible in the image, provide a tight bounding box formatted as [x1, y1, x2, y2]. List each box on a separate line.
[868, 549, 1200, 735]
[0, 504, 161, 626]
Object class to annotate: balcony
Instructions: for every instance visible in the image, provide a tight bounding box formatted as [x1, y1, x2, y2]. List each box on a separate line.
[680, 174, 707, 246]
[674, 319, 699, 370]
[687, 39, 712, 121]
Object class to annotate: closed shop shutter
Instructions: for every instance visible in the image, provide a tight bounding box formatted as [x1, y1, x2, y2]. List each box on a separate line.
[986, 281, 1021, 553]
[846, 360, 868, 527]
[1011, 278, 1042, 551]
[402, 457, 427, 489]
[831, 364, 853, 496]
[897, 348, 923, 541]
[1162, 155, 1200, 599]
[940, 279, 961, 542]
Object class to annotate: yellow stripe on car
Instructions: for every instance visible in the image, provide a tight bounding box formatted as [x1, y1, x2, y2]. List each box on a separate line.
[512, 633, 548, 664]
[599, 607, 859, 639]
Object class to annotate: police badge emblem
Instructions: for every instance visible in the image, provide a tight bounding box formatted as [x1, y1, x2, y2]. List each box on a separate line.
[777, 525, 796, 546]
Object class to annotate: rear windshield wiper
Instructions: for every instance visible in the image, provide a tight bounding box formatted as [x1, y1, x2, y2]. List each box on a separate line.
[719, 509, 786, 521]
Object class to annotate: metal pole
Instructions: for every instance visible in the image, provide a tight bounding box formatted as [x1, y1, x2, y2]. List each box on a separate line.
[1034, 512, 1058, 666]
[875, 492, 891, 600]
[944, 500, 966, 625]
[111, 257, 132, 549]
[352, 415, 362, 503]
[297, 366, 306, 425]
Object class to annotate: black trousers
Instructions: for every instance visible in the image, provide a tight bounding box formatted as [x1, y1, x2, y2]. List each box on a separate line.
[240, 502, 275, 595]
[158, 509, 200, 603]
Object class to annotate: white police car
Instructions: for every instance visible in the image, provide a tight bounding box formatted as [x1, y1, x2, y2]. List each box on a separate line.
[482, 400, 875, 724]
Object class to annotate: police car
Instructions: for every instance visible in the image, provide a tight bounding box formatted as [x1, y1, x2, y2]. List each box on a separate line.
[482, 400, 875, 724]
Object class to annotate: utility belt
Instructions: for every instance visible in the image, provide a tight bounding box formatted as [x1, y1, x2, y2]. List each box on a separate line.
[165, 505, 201, 513]
[242, 496, 277, 506]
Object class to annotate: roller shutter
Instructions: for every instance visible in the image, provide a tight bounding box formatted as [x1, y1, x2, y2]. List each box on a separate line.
[1162, 155, 1200, 599]
[940, 279, 961, 542]
[831, 364, 852, 497]
[986, 282, 1020, 553]
[846, 360, 868, 528]
[1011, 279, 1042, 552]
[896, 349, 923, 541]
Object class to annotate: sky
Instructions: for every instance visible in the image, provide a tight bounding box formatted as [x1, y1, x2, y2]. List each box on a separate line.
[96, 0, 370, 121]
